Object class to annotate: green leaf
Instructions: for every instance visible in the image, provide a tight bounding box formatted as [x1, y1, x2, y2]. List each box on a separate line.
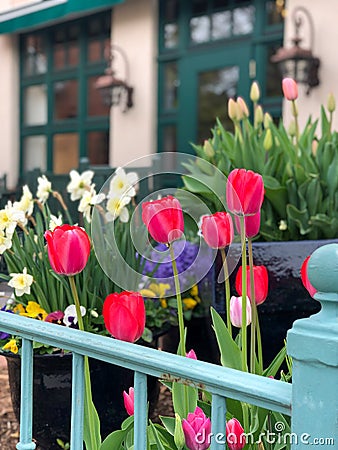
[286, 204, 311, 236]
[160, 416, 176, 435]
[210, 307, 242, 371]
[100, 430, 128, 450]
[263, 346, 287, 378]
[172, 382, 198, 419]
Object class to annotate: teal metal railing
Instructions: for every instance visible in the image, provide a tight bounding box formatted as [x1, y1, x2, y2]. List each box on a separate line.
[0, 244, 337, 449]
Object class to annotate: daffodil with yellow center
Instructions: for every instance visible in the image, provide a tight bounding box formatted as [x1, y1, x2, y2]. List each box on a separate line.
[8, 267, 34, 297]
[2, 339, 19, 354]
[106, 195, 131, 223]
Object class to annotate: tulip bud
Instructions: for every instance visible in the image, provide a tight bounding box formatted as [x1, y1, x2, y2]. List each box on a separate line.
[301, 256, 317, 298]
[254, 105, 263, 127]
[201, 212, 234, 249]
[228, 98, 238, 121]
[230, 296, 252, 327]
[235, 265, 269, 305]
[226, 418, 246, 450]
[123, 387, 134, 415]
[282, 78, 298, 101]
[250, 81, 260, 102]
[237, 97, 249, 118]
[203, 140, 215, 159]
[182, 406, 211, 450]
[186, 349, 197, 360]
[263, 112, 273, 129]
[263, 128, 273, 151]
[327, 93, 336, 113]
[174, 414, 185, 450]
[226, 169, 264, 216]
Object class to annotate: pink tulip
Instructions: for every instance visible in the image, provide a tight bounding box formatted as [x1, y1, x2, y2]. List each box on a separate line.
[123, 387, 134, 415]
[182, 406, 211, 450]
[235, 265, 269, 305]
[226, 169, 264, 216]
[103, 291, 146, 343]
[201, 212, 234, 249]
[226, 418, 246, 450]
[230, 296, 252, 328]
[301, 256, 317, 298]
[282, 78, 298, 101]
[142, 195, 184, 244]
[186, 349, 197, 360]
[44, 225, 91, 276]
[234, 211, 261, 238]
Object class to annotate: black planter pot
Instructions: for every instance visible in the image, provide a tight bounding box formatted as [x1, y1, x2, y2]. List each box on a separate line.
[213, 239, 337, 366]
[5, 348, 160, 450]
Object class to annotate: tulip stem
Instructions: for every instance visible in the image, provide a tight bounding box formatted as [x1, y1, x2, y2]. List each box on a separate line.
[69, 275, 100, 450]
[248, 239, 257, 374]
[169, 243, 186, 357]
[220, 248, 232, 339]
[239, 216, 248, 372]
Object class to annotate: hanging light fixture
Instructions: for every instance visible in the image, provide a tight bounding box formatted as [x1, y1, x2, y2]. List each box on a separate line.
[95, 44, 134, 112]
[271, 6, 320, 95]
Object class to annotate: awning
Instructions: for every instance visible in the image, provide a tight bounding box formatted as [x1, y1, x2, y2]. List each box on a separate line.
[0, 0, 124, 34]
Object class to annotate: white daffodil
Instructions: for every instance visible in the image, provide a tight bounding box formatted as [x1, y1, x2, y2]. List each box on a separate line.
[106, 195, 131, 222]
[67, 169, 94, 201]
[78, 185, 105, 222]
[108, 167, 138, 199]
[0, 201, 26, 234]
[63, 304, 86, 327]
[8, 267, 34, 297]
[49, 214, 63, 231]
[14, 185, 34, 216]
[0, 228, 12, 254]
[36, 175, 52, 204]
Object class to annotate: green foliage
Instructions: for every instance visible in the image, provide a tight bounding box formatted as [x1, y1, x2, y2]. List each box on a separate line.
[182, 104, 338, 241]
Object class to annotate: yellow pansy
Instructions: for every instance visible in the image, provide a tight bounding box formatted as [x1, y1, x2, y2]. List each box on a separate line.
[139, 289, 156, 298]
[148, 283, 171, 298]
[22, 301, 48, 320]
[183, 298, 198, 310]
[2, 339, 18, 354]
[190, 285, 199, 297]
[160, 298, 168, 309]
[14, 304, 26, 315]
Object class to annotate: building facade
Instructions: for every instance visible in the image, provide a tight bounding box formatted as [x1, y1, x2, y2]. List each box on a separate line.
[0, 0, 336, 188]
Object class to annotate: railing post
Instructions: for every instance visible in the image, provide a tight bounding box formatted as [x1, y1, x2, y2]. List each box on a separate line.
[287, 243, 338, 449]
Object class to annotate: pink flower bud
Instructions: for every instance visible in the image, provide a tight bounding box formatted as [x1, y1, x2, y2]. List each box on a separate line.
[123, 387, 134, 415]
[301, 256, 317, 298]
[230, 296, 252, 328]
[186, 349, 197, 360]
[282, 78, 298, 101]
[182, 406, 211, 450]
[226, 418, 246, 450]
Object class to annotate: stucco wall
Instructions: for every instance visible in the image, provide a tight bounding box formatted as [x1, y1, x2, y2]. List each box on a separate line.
[0, 0, 39, 14]
[0, 34, 19, 188]
[110, 0, 157, 167]
[284, 0, 338, 133]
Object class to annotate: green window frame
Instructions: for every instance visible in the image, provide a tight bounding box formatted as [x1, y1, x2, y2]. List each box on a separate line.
[20, 11, 111, 175]
[158, 0, 285, 154]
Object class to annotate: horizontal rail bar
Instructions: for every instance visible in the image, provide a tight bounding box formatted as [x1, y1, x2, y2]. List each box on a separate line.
[0, 312, 292, 415]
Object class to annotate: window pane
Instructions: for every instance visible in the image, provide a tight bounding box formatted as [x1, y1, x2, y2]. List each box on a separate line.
[197, 66, 239, 142]
[23, 34, 47, 76]
[24, 85, 47, 126]
[53, 133, 79, 174]
[192, 0, 208, 15]
[165, 0, 178, 22]
[53, 43, 66, 69]
[88, 40, 103, 62]
[53, 80, 78, 120]
[164, 63, 179, 110]
[266, 1, 284, 26]
[88, 76, 110, 116]
[164, 23, 179, 48]
[87, 131, 109, 165]
[212, 11, 231, 40]
[68, 42, 79, 67]
[23, 136, 47, 172]
[233, 6, 255, 35]
[190, 16, 210, 44]
[266, 43, 283, 97]
[163, 126, 177, 152]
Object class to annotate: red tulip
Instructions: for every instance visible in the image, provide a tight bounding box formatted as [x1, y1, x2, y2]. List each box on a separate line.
[282, 78, 298, 101]
[234, 211, 261, 238]
[103, 291, 145, 343]
[123, 387, 134, 415]
[301, 256, 317, 298]
[142, 195, 184, 244]
[44, 225, 91, 276]
[201, 212, 234, 249]
[226, 169, 264, 216]
[182, 406, 211, 450]
[235, 265, 268, 305]
[226, 418, 246, 450]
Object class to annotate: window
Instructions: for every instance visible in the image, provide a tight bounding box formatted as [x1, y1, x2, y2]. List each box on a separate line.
[20, 12, 111, 175]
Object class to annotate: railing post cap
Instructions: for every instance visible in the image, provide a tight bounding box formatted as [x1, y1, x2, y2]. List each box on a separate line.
[308, 243, 338, 295]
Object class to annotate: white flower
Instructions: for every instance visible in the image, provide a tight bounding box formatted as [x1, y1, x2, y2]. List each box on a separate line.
[78, 185, 105, 222]
[106, 195, 131, 222]
[0, 201, 26, 234]
[8, 267, 34, 297]
[49, 214, 63, 231]
[63, 304, 86, 327]
[0, 228, 12, 254]
[37, 175, 52, 203]
[67, 170, 94, 201]
[279, 220, 288, 231]
[14, 185, 34, 216]
[108, 167, 138, 199]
